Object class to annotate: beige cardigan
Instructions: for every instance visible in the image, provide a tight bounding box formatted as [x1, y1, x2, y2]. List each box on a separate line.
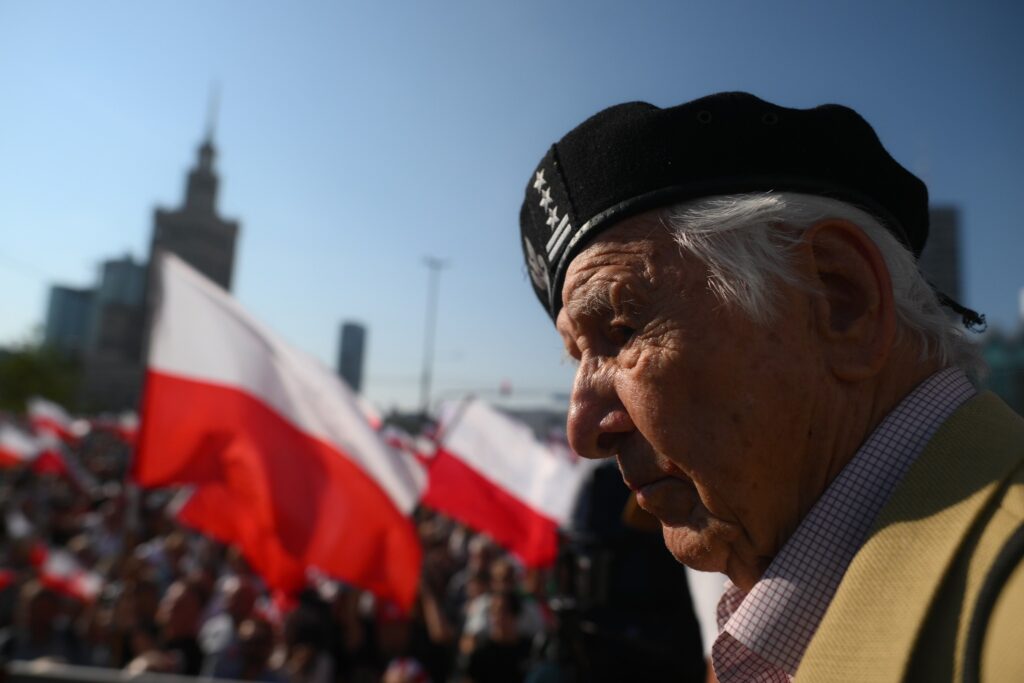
[798, 392, 1024, 682]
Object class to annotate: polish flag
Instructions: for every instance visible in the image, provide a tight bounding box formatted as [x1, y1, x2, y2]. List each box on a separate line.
[423, 399, 594, 567]
[382, 426, 433, 468]
[0, 424, 41, 467]
[36, 546, 103, 602]
[0, 424, 91, 490]
[357, 396, 383, 431]
[27, 397, 89, 443]
[30, 434, 98, 492]
[90, 412, 139, 446]
[133, 254, 425, 610]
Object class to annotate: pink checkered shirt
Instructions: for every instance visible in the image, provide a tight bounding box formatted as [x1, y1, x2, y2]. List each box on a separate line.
[711, 367, 976, 682]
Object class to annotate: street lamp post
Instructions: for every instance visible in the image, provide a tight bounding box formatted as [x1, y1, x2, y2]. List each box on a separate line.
[419, 256, 448, 417]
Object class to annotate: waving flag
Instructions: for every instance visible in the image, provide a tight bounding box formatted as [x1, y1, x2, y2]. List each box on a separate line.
[0, 424, 40, 467]
[0, 424, 95, 491]
[32, 433, 98, 492]
[36, 546, 103, 602]
[423, 399, 593, 567]
[90, 411, 139, 446]
[133, 253, 425, 609]
[27, 397, 89, 443]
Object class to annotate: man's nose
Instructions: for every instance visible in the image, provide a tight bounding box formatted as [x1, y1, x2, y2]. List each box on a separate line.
[566, 361, 634, 459]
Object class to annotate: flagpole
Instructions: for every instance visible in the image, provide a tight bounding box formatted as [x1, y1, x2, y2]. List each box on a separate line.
[419, 256, 448, 418]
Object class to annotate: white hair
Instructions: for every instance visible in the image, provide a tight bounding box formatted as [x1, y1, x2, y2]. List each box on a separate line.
[662, 192, 984, 378]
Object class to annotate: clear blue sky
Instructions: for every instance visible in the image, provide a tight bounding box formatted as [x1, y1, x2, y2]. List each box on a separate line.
[1, 0, 1021, 411]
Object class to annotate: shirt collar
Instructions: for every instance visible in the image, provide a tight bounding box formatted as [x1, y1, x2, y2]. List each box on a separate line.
[719, 367, 976, 675]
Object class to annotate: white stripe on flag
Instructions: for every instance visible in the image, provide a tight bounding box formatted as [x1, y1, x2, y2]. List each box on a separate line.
[150, 254, 425, 512]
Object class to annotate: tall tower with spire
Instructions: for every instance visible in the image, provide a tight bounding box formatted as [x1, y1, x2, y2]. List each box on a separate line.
[77, 95, 243, 409]
[148, 98, 239, 292]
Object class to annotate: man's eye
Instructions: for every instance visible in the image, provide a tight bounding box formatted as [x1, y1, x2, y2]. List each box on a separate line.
[607, 323, 635, 346]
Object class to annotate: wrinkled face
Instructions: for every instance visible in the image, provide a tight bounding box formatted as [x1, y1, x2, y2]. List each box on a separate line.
[556, 213, 825, 587]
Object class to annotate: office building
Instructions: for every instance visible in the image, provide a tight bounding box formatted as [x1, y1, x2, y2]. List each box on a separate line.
[43, 286, 95, 356]
[88, 254, 146, 359]
[338, 322, 367, 393]
[920, 206, 962, 301]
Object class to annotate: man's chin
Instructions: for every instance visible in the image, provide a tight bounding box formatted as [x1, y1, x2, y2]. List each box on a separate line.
[661, 523, 730, 573]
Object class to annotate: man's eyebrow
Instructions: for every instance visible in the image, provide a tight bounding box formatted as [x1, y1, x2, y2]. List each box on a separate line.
[566, 283, 614, 319]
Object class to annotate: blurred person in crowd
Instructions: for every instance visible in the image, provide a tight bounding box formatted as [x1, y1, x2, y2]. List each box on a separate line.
[103, 576, 161, 667]
[209, 617, 283, 682]
[279, 603, 335, 683]
[76, 592, 117, 667]
[200, 575, 258, 673]
[518, 92, 1024, 681]
[184, 566, 216, 615]
[347, 593, 433, 683]
[382, 656, 432, 683]
[0, 580, 82, 663]
[455, 568, 489, 634]
[126, 578, 203, 675]
[322, 583, 366, 682]
[83, 492, 124, 560]
[65, 533, 98, 570]
[444, 534, 493, 627]
[407, 574, 456, 683]
[135, 530, 190, 590]
[457, 590, 532, 683]
[0, 537, 37, 629]
[46, 488, 85, 547]
[460, 557, 545, 654]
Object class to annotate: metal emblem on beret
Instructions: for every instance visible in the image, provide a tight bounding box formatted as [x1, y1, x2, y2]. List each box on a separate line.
[523, 237, 550, 297]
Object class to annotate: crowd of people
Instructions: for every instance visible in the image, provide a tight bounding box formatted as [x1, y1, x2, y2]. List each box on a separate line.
[0, 424, 575, 683]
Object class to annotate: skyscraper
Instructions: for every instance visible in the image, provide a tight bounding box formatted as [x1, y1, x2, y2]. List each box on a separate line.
[338, 322, 367, 393]
[79, 122, 242, 410]
[43, 286, 94, 356]
[920, 206, 962, 302]
[88, 254, 146, 359]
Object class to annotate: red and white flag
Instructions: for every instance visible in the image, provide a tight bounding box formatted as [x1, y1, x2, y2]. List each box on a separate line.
[0, 424, 94, 492]
[423, 399, 594, 567]
[30, 433, 98, 492]
[133, 254, 425, 609]
[90, 411, 139, 445]
[36, 546, 103, 602]
[0, 423, 41, 467]
[27, 397, 89, 443]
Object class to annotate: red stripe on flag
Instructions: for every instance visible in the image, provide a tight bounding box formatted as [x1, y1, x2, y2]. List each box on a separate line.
[134, 371, 421, 610]
[0, 450, 26, 467]
[32, 450, 69, 477]
[421, 448, 560, 567]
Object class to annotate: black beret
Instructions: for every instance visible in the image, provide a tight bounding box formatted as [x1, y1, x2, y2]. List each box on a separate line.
[520, 91, 930, 321]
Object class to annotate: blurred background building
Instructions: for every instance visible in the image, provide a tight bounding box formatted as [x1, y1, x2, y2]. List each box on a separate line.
[920, 205, 962, 301]
[43, 127, 240, 411]
[88, 254, 146, 359]
[43, 286, 94, 356]
[337, 321, 367, 394]
[148, 136, 239, 293]
[980, 290, 1024, 415]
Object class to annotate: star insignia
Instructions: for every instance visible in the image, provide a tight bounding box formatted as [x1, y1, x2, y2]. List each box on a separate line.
[546, 208, 560, 228]
[533, 170, 547, 191]
[539, 188, 553, 209]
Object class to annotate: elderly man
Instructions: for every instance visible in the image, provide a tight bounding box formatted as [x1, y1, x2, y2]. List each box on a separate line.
[519, 92, 1024, 682]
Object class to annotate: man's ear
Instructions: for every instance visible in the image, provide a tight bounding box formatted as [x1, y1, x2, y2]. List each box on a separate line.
[801, 219, 897, 381]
